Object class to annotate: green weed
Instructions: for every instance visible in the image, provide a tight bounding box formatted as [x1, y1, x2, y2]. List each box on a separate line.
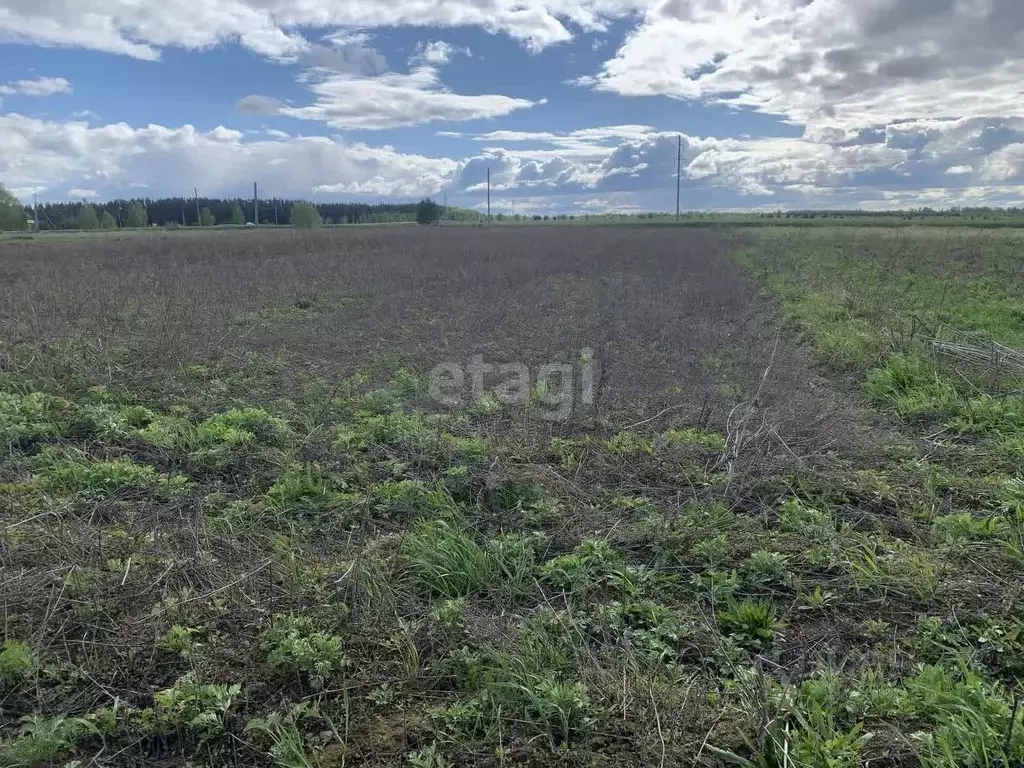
[31, 450, 191, 499]
[0, 640, 37, 690]
[263, 615, 349, 691]
[718, 599, 785, 651]
[145, 672, 241, 742]
[0, 714, 96, 767]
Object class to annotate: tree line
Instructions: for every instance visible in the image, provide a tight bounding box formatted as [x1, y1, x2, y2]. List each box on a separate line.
[0, 187, 482, 230]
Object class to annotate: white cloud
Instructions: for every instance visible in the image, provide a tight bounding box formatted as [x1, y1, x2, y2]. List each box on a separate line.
[582, 0, 1024, 136]
[945, 165, 973, 176]
[68, 188, 98, 199]
[410, 41, 472, 66]
[449, 125, 911, 198]
[1, 112, 458, 202]
[0, 0, 643, 60]
[0, 76, 72, 96]
[6, 111, 1024, 212]
[278, 66, 541, 129]
[981, 144, 1024, 183]
[236, 95, 284, 115]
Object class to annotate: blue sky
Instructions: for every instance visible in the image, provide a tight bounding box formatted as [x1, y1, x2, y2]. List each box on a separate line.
[3, 0, 1024, 213]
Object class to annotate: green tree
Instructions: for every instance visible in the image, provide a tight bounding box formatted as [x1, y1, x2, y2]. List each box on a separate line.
[227, 201, 245, 225]
[290, 201, 322, 228]
[0, 185, 28, 231]
[416, 198, 441, 226]
[100, 210, 117, 229]
[125, 202, 148, 228]
[199, 207, 215, 227]
[75, 203, 99, 230]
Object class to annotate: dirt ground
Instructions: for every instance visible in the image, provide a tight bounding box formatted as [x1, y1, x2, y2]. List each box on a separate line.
[1, 226, 851, 454]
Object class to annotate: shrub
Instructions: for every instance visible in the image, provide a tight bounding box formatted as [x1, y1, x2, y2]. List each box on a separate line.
[416, 198, 441, 226]
[290, 201, 323, 228]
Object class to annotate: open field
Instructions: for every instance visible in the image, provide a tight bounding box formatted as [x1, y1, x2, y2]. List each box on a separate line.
[1, 225, 1023, 767]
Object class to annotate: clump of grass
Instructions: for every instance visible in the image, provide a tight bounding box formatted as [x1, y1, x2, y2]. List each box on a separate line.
[865, 354, 962, 419]
[908, 661, 1024, 766]
[931, 512, 1009, 545]
[30, 449, 191, 500]
[265, 463, 339, 513]
[656, 426, 727, 452]
[246, 701, 327, 768]
[604, 430, 653, 455]
[403, 520, 494, 598]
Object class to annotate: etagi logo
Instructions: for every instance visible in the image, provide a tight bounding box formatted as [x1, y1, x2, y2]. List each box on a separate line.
[428, 348, 596, 421]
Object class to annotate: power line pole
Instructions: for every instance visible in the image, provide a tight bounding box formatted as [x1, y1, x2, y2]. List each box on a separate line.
[676, 134, 682, 221]
[253, 182, 259, 226]
[486, 167, 491, 222]
[194, 187, 201, 226]
[33, 194, 39, 232]
[181, 201, 186, 227]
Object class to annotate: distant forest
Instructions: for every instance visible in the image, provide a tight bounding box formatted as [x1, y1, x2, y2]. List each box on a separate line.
[26, 197, 483, 230]
[7, 190, 1024, 231]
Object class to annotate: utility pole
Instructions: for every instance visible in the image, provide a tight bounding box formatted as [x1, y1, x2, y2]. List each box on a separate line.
[486, 167, 491, 222]
[676, 134, 682, 221]
[181, 201, 186, 226]
[274, 201, 279, 226]
[194, 187, 201, 226]
[33, 194, 39, 232]
[253, 182, 259, 226]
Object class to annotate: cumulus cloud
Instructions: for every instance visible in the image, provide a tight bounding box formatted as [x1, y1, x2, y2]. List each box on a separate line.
[278, 66, 542, 130]
[409, 41, 472, 67]
[67, 188, 98, 199]
[1, 113, 458, 201]
[0, 0, 641, 60]
[0, 76, 72, 96]
[582, 0, 1024, 137]
[6, 111, 1024, 212]
[448, 125, 913, 198]
[981, 144, 1024, 183]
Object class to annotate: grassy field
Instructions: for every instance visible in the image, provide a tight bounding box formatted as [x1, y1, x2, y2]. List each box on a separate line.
[0, 225, 1022, 767]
